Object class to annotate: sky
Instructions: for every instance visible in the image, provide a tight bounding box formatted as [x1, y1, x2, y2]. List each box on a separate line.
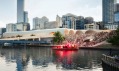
[0, 0, 118, 29]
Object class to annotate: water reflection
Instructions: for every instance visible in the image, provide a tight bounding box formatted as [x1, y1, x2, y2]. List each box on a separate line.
[0, 47, 114, 71]
[31, 47, 52, 67]
[54, 51, 78, 69]
[53, 50, 104, 70]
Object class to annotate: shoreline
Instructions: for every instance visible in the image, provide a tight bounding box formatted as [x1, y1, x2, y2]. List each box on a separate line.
[1, 43, 119, 51]
[79, 47, 119, 50]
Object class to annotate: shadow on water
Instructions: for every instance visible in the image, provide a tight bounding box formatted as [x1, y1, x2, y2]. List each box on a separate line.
[0, 46, 119, 71]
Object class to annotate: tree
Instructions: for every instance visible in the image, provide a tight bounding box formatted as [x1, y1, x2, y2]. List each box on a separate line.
[53, 31, 65, 44]
[107, 28, 119, 45]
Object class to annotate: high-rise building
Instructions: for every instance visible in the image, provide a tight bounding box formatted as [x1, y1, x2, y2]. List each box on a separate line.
[33, 17, 41, 30]
[33, 16, 49, 30]
[0, 28, 6, 38]
[17, 0, 29, 31]
[76, 16, 85, 30]
[114, 3, 119, 22]
[17, 0, 24, 23]
[6, 23, 17, 32]
[62, 13, 77, 29]
[103, 0, 117, 27]
[115, 3, 119, 12]
[114, 3, 119, 29]
[40, 16, 49, 29]
[56, 15, 62, 27]
[24, 11, 28, 23]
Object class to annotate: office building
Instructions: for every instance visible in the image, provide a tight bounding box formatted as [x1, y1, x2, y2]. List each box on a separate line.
[103, 0, 117, 28]
[114, 3, 119, 23]
[62, 13, 77, 29]
[16, 23, 30, 31]
[84, 23, 99, 30]
[76, 16, 85, 29]
[6, 23, 17, 32]
[33, 16, 49, 30]
[44, 21, 58, 29]
[85, 17, 94, 24]
[0, 28, 6, 38]
[96, 22, 104, 29]
[114, 12, 119, 23]
[115, 3, 119, 12]
[113, 3, 119, 29]
[56, 15, 62, 27]
[17, 0, 24, 23]
[24, 11, 28, 23]
[33, 17, 41, 30]
[40, 16, 49, 29]
[17, 0, 29, 31]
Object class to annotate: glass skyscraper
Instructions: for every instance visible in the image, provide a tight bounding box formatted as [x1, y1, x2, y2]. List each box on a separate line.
[17, 0, 24, 23]
[102, 0, 117, 25]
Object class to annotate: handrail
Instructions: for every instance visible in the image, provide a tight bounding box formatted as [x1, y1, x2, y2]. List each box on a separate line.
[102, 54, 119, 68]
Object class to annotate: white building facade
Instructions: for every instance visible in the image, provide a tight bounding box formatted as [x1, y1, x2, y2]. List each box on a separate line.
[6, 23, 17, 32]
[56, 15, 62, 27]
[33, 16, 49, 30]
[16, 23, 30, 31]
[33, 17, 41, 30]
[84, 23, 99, 30]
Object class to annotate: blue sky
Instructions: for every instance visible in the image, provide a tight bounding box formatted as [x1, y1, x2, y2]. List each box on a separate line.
[0, 0, 118, 28]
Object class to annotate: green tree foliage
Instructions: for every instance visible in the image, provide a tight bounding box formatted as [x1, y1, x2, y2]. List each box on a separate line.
[108, 28, 119, 45]
[53, 31, 65, 44]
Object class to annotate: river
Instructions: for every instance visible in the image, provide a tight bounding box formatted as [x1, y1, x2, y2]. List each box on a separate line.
[0, 47, 118, 71]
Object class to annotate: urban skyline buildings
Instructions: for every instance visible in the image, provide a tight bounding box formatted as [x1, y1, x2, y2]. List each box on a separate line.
[0, 0, 119, 30]
[0, 0, 104, 28]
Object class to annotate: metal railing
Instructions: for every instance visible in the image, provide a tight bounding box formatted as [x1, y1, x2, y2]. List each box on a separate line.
[102, 54, 119, 71]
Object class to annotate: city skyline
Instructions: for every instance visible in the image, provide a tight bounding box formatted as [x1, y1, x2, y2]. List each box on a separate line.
[0, 0, 119, 28]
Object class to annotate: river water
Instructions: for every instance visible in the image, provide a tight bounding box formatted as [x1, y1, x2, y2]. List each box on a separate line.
[0, 47, 118, 71]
